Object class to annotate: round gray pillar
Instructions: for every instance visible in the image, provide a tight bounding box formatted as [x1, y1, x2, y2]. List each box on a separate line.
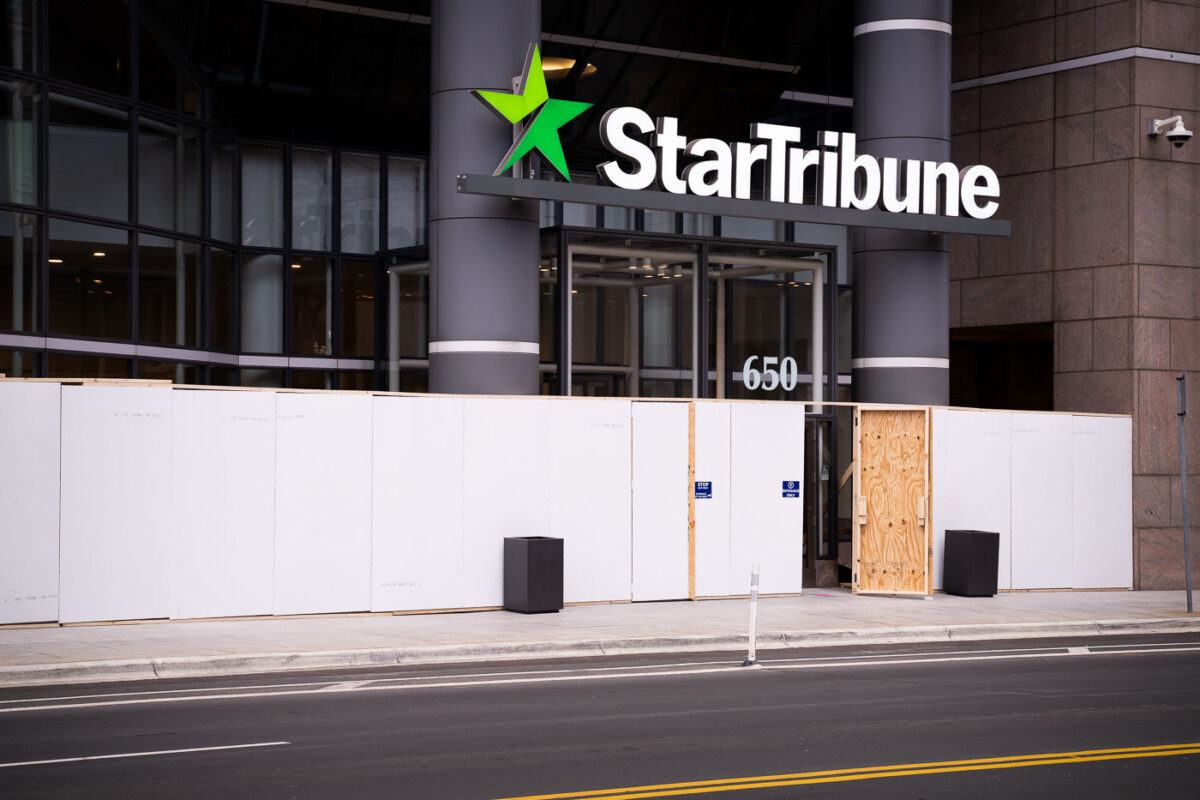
[428, 0, 542, 395]
[851, 0, 951, 404]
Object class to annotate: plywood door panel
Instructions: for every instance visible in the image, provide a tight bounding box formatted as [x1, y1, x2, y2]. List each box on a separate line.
[854, 407, 929, 595]
[274, 392, 373, 615]
[171, 389, 276, 619]
[632, 402, 690, 601]
[693, 401, 732, 596]
[461, 398, 551, 608]
[550, 398, 633, 603]
[371, 395, 465, 611]
[59, 386, 173, 623]
[930, 409, 1012, 592]
[1011, 413, 1073, 589]
[1071, 416, 1133, 589]
[730, 402, 805, 595]
[0, 382, 61, 624]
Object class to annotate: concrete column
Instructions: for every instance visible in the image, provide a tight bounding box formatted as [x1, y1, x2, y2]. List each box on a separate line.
[429, 0, 541, 394]
[851, 0, 951, 404]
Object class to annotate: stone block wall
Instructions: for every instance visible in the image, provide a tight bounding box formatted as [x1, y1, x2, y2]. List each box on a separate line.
[950, 0, 1200, 588]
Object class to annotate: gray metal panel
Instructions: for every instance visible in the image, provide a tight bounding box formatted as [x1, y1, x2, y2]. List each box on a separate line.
[855, 31, 950, 144]
[853, 249, 949, 360]
[430, 0, 540, 93]
[857, 0, 950, 25]
[852, 366, 950, 405]
[456, 174, 1011, 236]
[429, 350, 541, 395]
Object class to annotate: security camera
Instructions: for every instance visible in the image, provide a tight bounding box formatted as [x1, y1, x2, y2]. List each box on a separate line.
[1148, 116, 1193, 148]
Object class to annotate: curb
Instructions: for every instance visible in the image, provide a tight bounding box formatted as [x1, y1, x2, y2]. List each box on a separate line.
[3, 617, 1200, 687]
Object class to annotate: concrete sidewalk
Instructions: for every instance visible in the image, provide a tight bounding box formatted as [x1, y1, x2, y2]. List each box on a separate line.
[2, 589, 1198, 687]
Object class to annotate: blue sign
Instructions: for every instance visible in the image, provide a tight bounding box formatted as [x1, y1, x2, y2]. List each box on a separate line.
[695, 481, 712, 499]
[782, 480, 800, 498]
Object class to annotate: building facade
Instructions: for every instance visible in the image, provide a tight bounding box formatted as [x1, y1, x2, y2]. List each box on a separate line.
[0, 0, 1195, 588]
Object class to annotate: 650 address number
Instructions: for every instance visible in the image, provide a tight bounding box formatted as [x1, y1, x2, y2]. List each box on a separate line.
[741, 355, 799, 391]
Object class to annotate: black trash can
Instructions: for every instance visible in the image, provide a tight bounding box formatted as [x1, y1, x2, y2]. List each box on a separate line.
[943, 530, 1000, 597]
[503, 536, 563, 613]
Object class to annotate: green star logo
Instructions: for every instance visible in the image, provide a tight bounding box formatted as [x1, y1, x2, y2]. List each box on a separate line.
[472, 45, 591, 182]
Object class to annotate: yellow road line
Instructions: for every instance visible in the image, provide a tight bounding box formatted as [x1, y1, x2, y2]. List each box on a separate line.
[491, 742, 1200, 800]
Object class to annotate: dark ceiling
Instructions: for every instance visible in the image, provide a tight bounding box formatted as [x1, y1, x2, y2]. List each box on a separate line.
[145, 0, 853, 170]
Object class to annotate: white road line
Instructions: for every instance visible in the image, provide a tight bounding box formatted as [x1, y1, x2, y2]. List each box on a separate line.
[0, 741, 290, 769]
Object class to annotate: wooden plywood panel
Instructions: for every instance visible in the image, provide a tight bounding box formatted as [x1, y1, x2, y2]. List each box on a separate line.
[371, 396, 465, 612]
[0, 382, 61, 623]
[462, 398, 551, 608]
[274, 392, 373, 615]
[730, 402, 805, 595]
[550, 399, 633, 603]
[632, 401, 690, 601]
[854, 407, 929, 595]
[1072, 416, 1133, 589]
[930, 409, 1012, 592]
[693, 401, 732, 596]
[59, 386, 173, 623]
[171, 389, 276, 619]
[1011, 414, 1073, 590]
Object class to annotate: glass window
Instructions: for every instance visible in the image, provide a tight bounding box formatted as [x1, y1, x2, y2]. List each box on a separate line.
[211, 136, 236, 242]
[291, 370, 332, 390]
[572, 284, 629, 366]
[0, 211, 37, 331]
[210, 248, 237, 351]
[48, 0, 127, 95]
[137, 234, 199, 347]
[1, 0, 36, 72]
[138, 117, 200, 234]
[240, 368, 281, 388]
[49, 94, 129, 221]
[340, 152, 379, 254]
[292, 148, 331, 251]
[240, 253, 282, 353]
[386, 263, 427, 358]
[137, 359, 199, 384]
[138, 22, 201, 117]
[340, 258, 374, 357]
[838, 286, 852, 375]
[387, 156, 426, 249]
[48, 218, 130, 338]
[0, 80, 37, 205]
[0, 349, 38, 378]
[242, 144, 283, 247]
[209, 366, 237, 386]
[720, 216, 782, 241]
[339, 371, 374, 391]
[641, 282, 692, 370]
[291, 256, 332, 355]
[48, 353, 128, 379]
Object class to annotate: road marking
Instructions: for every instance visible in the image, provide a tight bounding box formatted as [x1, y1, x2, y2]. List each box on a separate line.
[1067, 646, 1090, 655]
[489, 742, 1200, 799]
[4, 642, 1198, 715]
[0, 741, 290, 769]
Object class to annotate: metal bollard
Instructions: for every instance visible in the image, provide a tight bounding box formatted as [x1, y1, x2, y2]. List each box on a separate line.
[741, 566, 760, 667]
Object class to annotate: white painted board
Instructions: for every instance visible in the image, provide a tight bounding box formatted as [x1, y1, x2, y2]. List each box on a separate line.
[1072, 416, 1133, 589]
[931, 409, 1012, 592]
[371, 395, 465, 611]
[0, 382, 61, 623]
[730, 402, 805, 595]
[550, 399, 633, 603]
[461, 397, 551, 608]
[273, 392, 373, 615]
[59, 386, 173, 623]
[631, 402, 690, 601]
[1010, 413, 1073, 589]
[170, 389, 276, 619]
[693, 401, 732, 596]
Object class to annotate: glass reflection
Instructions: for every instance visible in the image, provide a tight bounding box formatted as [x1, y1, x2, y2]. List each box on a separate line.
[48, 218, 130, 338]
[137, 234, 199, 347]
[340, 258, 374, 357]
[0, 79, 37, 205]
[49, 94, 128, 221]
[0, 210, 36, 331]
[290, 256, 332, 355]
[242, 144, 283, 247]
[387, 156, 426, 249]
[138, 116, 201, 234]
[340, 153, 378, 254]
[292, 148, 331, 251]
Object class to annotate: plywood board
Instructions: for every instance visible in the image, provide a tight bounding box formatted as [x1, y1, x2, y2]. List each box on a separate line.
[170, 389, 276, 619]
[0, 382, 61, 623]
[550, 399, 633, 603]
[59, 386, 173, 623]
[371, 395, 466, 611]
[854, 407, 929, 595]
[461, 397, 551, 608]
[693, 401, 732, 596]
[730, 402, 805, 594]
[1071, 415, 1133, 589]
[632, 401, 690, 601]
[273, 392, 373, 615]
[930, 409, 1012, 592]
[1010, 413, 1073, 590]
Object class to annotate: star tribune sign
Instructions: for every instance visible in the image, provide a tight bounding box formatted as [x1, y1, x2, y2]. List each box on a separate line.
[472, 45, 591, 182]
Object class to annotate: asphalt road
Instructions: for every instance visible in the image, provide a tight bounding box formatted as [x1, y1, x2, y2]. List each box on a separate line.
[2, 634, 1199, 799]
